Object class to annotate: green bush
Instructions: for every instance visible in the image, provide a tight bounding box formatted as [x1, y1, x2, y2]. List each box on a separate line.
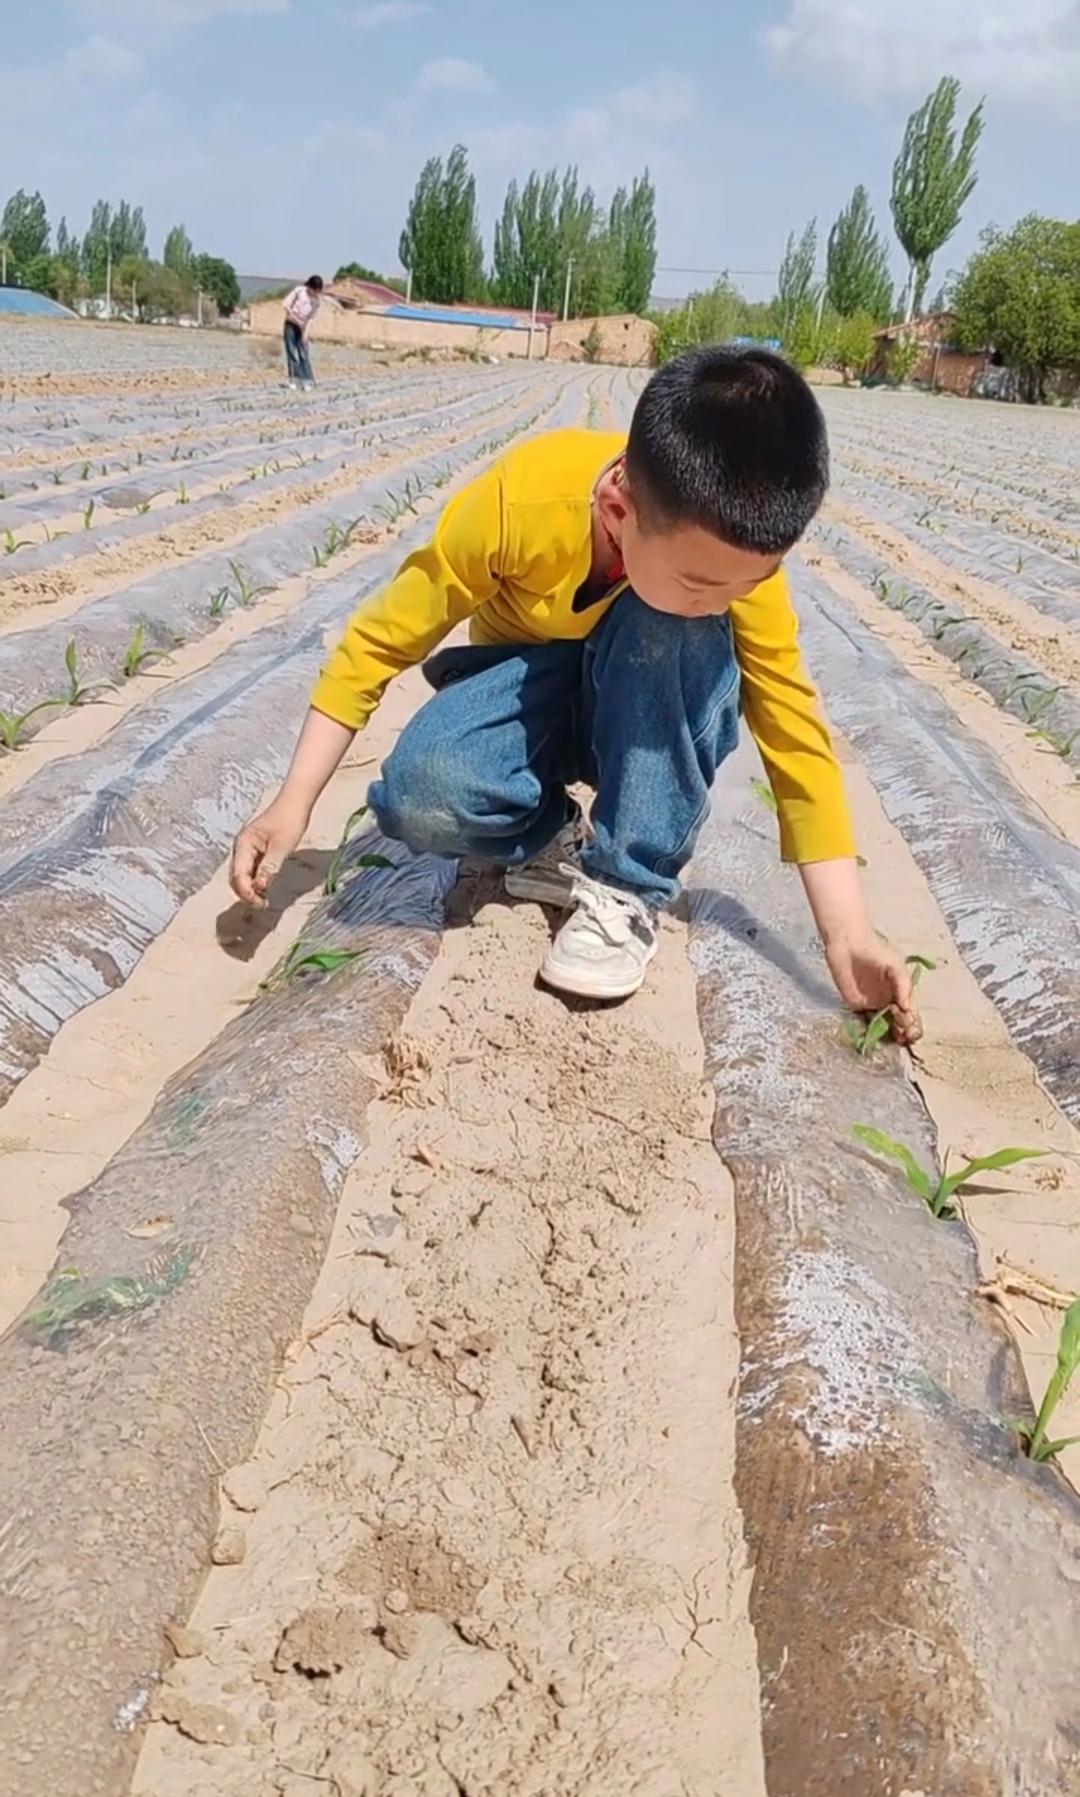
[887, 333, 922, 385]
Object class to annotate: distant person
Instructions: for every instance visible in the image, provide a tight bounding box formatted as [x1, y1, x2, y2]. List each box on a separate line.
[282, 275, 323, 389]
[231, 346, 921, 1035]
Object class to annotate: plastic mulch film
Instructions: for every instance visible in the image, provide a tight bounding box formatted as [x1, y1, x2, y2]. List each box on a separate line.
[0, 368, 518, 516]
[685, 745, 1080, 1795]
[829, 469, 1080, 622]
[0, 374, 552, 738]
[806, 524, 1080, 765]
[0, 831, 458, 1795]
[793, 559, 1080, 1123]
[0, 372, 590, 1099]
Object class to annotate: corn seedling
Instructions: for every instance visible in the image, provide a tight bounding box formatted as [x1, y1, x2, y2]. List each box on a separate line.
[1014, 1300, 1080, 1463]
[176, 482, 189, 505]
[62, 638, 113, 707]
[171, 443, 181, 461]
[79, 461, 91, 480]
[50, 468, 63, 485]
[846, 954, 934, 1059]
[82, 498, 95, 531]
[0, 699, 65, 750]
[121, 623, 171, 680]
[1028, 727, 1080, 760]
[259, 939, 362, 993]
[323, 804, 391, 896]
[852, 1124, 1044, 1221]
[1019, 686, 1061, 726]
[847, 1011, 891, 1057]
[3, 528, 32, 555]
[375, 473, 426, 525]
[136, 500, 151, 516]
[929, 611, 972, 641]
[208, 585, 230, 618]
[226, 559, 272, 608]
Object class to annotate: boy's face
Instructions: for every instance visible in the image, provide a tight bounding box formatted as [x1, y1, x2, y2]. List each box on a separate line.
[597, 469, 783, 616]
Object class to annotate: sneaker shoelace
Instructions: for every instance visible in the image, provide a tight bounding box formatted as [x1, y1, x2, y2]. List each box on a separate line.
[560, 867, 651, 946]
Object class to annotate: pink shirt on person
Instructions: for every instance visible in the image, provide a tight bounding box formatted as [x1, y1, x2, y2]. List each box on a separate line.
[284, 285, 320, 328]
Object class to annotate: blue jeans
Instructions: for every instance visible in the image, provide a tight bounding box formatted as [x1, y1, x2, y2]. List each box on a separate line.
[283, 321, 313, 383]
[369, 591, 741, 906]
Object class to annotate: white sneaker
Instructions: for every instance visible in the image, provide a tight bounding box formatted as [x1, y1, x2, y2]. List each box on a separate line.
[539, 870, 658, 1000]
[504, 817, 583, 908]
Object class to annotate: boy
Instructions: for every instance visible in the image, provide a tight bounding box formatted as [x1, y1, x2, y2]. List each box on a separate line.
[282, 275, 323, 389]
[232, 347, 918, 1037]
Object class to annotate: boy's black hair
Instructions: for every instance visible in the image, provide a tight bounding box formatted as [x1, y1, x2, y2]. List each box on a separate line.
[307, 274, 324, 291]
[625, 345, 829, 555]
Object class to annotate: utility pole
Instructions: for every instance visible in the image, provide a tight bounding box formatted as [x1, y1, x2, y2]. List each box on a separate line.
[197, 287, 204, 327]
[562, 257, 574, 323]
[132, 280, 137, 321]
[406, 268, 414, 305]
[104, 244, 112, 320]
[527, 270, 541, 361]
[0, 241, 7, 285]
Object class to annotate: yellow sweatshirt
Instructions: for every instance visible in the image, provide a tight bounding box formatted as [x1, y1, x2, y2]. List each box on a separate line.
[312, 428, 855, 864]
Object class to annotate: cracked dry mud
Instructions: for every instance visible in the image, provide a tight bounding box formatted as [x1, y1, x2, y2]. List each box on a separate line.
[133, 874, 764, 1797]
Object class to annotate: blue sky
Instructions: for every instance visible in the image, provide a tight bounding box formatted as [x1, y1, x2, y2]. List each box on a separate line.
[5, 1, 1079, 298]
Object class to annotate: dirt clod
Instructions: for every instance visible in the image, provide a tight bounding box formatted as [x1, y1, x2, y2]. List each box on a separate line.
[274, 1605, 372, 1677]
[211, 1526, 247, 1566]
[164, 1623, 207, 1659]
[154, 1694, 240, 1746]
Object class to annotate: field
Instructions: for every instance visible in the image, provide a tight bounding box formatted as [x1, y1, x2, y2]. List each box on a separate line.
[0, 320, 1079, 1797]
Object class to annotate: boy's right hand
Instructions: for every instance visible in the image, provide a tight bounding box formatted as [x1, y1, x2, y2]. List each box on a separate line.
[230, 796, 309, 907]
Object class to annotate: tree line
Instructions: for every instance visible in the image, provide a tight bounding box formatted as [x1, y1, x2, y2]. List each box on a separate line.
[659, 74, 1079, 403]
[0, 190, 240, 320]
[392, 145, 657, 317]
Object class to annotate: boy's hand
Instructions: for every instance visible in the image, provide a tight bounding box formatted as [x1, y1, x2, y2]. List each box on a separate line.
[825, 931, 922, 1046]
[230, 797, 309, 907]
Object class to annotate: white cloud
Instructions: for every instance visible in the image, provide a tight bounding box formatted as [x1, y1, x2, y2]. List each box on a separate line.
[416, 57, 491, 96]
[66, 35, 145, 81]
[764, 0, 1080, 108]
[347, 1, 430, 28]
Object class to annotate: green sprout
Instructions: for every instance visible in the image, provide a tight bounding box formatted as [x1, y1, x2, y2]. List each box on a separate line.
[63, 638, 113, 707]
[79, 461, 91, 480]
[259, 939, 362, 993]
[845, 955, 935, 1059]
[1028, 728, 1080, 760]
[3, 528, 32, 555]
[323, 804, 391, 896]
[82, 498, 95, 530]
[50, 468, 63, 485]
[208, 585, 230, 619]
[929, 612, 973, 641]
[1014, 1300, 1080, 1463]
[136, 500, 151, 515]
[176, 482, 189, 505]
[1019, 686, 1061, 726]
[852, 1124, 1045, 1221]
[227, 558, 271, 609]
[121, 623, 172, 680]
[0, 699, 65, 751]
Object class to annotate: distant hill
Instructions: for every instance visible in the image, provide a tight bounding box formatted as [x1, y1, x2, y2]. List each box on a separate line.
[237, 274, 296, 302]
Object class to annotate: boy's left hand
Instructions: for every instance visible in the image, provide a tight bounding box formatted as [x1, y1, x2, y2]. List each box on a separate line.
[825, 931, 922, 1046]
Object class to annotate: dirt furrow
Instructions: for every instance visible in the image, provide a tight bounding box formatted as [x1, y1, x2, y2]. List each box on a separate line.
[132, 884, 765, 1797]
